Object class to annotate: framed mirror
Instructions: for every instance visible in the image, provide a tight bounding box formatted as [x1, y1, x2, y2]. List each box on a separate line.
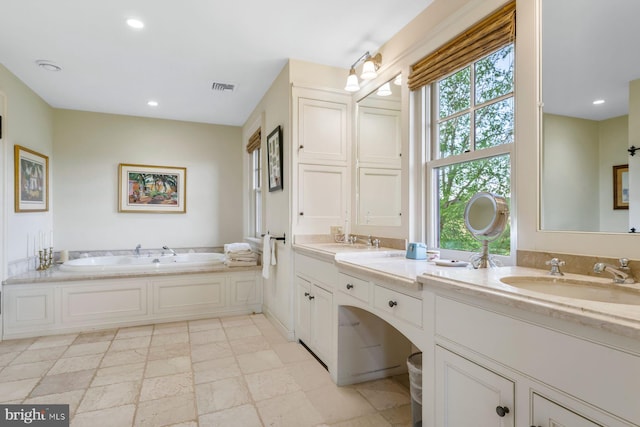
[541, 0, 640, 233]
[355, 74, 402, 226]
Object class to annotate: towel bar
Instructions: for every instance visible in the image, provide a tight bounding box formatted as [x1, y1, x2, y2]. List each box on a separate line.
[261, 232, 286, 244]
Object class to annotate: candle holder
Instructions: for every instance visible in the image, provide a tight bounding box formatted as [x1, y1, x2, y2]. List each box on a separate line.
[36, 247, 54, 271]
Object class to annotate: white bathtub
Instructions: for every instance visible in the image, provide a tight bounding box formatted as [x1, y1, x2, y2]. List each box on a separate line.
[59, 252, 226, 273]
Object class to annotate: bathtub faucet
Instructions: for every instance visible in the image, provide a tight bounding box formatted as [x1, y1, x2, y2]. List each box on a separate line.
[162, 246, 177, 256]
[134, 244, 142, 257]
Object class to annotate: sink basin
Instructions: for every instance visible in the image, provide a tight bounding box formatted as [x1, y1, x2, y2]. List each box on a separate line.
[500, 276, 640, 305]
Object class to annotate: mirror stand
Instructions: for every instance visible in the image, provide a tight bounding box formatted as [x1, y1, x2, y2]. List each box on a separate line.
[464, 192, 510, 269]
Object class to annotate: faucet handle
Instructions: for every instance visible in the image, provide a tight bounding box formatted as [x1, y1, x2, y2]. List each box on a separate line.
[619, 258, 630, 269]
[545, 258, 565, 276]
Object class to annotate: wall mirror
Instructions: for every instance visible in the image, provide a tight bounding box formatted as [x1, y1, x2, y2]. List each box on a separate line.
[541, 0, 640, 233]
[355, 74, 402, 227]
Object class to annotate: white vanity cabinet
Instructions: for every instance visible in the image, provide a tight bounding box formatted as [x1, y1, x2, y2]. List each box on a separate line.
[294, 252, 337, 367]
[297, 164, 348, 234]
[435, 346, 514, 427]
[424, 286, 640, 427]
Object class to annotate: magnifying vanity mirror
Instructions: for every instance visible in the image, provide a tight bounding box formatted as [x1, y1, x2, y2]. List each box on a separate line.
[464, 192, 509, 268]
[355, 74, 402, 227]
[541, 0, 640, 233]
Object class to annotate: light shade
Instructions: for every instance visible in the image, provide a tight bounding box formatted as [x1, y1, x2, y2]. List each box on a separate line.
[344, 69, 360, 92]
[376, 82, 392, 97]
[360, 58, 378, 80]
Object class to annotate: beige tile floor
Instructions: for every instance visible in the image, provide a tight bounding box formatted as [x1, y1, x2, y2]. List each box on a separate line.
[0, 314, 412, 427]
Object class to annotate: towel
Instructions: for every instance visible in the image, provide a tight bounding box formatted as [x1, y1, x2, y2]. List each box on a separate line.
[224, 242, 252, 254]
[271, 238, 277, 265]
[262, 233, 271, 279]
[224, 259, 258, 267]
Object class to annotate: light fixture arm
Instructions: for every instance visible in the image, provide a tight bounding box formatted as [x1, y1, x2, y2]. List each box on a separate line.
[348, 51, 382, 72]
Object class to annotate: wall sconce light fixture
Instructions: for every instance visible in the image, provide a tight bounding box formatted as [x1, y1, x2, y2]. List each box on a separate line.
[344, 51, 382, 92]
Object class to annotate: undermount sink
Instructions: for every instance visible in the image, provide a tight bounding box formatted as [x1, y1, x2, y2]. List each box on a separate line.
[500, 276, 640, 305]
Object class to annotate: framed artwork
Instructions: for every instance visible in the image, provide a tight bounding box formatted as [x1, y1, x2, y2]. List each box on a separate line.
[118, 163, 186, 213]
[613, 164, 629, 210]
[267, 125, 283, 192]
[15, 145, 49, 212]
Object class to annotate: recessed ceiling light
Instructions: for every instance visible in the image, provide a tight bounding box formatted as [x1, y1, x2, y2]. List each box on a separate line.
[126, 18, 144, 29]
[593, 99, 605, 105]
[35, 60, 62, 72]
[147, 101, 158, 107]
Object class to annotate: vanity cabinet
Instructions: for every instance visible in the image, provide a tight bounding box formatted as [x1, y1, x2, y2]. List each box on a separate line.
[294, 252, 337, 366]
[294, 276, 333, 364]
[435, 346, 514, 427]
[424, 288, 639, 427]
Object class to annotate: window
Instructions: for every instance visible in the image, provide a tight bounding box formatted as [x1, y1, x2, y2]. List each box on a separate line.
[428, 43, 514, 256]
[251, 149, 262, 238]
[246, 127, 262, 238]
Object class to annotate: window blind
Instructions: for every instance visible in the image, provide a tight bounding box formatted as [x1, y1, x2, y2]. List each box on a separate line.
[246, 128, 261, 154]
[408, 1, 515, 91]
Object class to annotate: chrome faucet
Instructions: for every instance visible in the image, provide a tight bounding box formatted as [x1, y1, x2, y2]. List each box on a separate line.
[593, 259, 635, 284]
[545, 258, 565, 276]
[134, 244, 142, 257]
[162, 245, 177, 256]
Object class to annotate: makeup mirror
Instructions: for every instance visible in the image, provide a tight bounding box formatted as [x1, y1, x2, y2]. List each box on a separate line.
[464, 192, 509, 268]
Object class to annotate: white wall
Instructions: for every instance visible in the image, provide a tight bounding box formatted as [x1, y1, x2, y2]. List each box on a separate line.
[53, 109, 243, 251]
[0, 64, 54, 271]
[599, 115, 629, 232]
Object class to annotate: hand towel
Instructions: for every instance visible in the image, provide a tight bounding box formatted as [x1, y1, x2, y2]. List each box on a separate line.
[224, 242, 252, 253]
[262, 233, 271, 279]
[271, 238, 277, 266]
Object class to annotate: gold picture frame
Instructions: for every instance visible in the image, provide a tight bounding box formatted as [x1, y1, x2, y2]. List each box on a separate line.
[613, 164, 629, 210]
[15, 145, 49, 212]
[118, 163, 187, 213]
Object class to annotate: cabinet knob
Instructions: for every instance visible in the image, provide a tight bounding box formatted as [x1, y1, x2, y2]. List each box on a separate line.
[308, 295, 315, 300]
[299, 145, 304, 150]
[388, 300, 397, 308]
[304, 292, 310, 297]
[346, 283, 353, 290]
[495, 406, 510, 417]
[299, 212, 304, 216]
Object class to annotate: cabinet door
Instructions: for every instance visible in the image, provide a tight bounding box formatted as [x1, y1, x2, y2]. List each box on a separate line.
[294, 276, 312, 344]
[297, 164, 347, 234]
[357, 167, 401, 226]
[357, 105, 401, 167]
[310, 284, 333, 363]
[435, 346, 515, 427]
[532, 394, 601, 427]
[296, 95, 349, 164]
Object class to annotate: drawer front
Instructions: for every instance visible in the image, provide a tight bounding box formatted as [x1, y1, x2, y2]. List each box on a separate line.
[374, 285, 422, 327]
[338, 273, 370, 303]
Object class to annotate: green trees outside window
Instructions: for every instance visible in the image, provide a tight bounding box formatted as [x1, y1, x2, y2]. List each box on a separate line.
[434, 44, 514, 255]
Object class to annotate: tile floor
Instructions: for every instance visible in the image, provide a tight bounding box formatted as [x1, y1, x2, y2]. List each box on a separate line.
[0, 314, 412, 426]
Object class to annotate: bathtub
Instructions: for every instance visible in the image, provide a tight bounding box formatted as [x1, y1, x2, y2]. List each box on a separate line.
[59, 252, 226, 273]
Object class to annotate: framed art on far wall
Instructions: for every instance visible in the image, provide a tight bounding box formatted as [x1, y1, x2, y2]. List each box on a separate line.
[267, 125, 283, 192]
[613, 164, 629, 210]
[14, 145, 49, 212]
[118, 163, 187, 213]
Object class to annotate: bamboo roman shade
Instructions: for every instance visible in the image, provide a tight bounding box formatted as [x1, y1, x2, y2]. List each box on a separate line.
[246, 128, 261, 154]
[408, 1, 516, 91]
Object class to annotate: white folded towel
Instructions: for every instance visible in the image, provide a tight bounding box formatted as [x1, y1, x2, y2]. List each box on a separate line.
[262, 233, 271, 279]
[271, 238, 277, 265]
[224, 242, 252, 254]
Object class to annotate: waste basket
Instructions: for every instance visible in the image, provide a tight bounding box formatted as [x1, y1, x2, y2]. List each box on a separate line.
[407, 352, 422, 427]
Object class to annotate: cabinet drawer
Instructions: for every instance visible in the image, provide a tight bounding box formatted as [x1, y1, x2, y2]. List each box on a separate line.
[338, 273, 370, 303]
[374, 285, 422, 327]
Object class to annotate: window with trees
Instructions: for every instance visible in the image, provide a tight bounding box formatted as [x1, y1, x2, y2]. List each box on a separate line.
[429, 43, 514, 255]
[246, 127, 262, 238]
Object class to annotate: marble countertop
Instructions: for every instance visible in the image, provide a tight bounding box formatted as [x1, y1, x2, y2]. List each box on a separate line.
[294, 242, 640, 339]
[2, 263, 261, 285]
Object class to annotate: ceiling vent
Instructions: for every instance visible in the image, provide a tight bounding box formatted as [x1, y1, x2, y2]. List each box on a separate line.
[211, 82, 236, 93]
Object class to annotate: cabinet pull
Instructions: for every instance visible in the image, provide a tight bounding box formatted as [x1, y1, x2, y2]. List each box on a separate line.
[495, 406, 510, 417]
[304, 292, 310, 297]
[388, 300, 397, 308]
[308, 295, 315, 300]
[299, 145, 304, 150]
[299, 212, 304, 216]
[346, 283, 353, 290]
